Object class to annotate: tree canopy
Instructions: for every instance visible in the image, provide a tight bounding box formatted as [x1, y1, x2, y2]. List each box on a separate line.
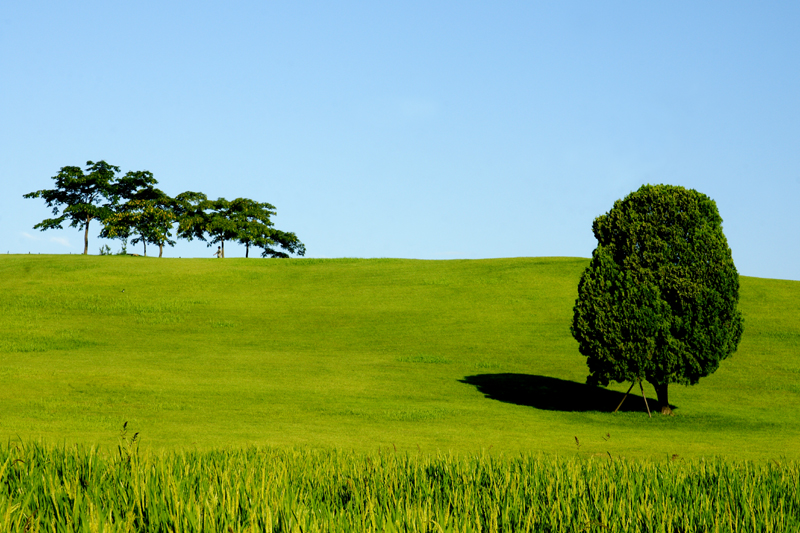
[25, 163, 305, 258]
[175, 195, 305, 259]
[570, 184, 744, 414]
[99, 173, 176, 257]
[101, 197, 176, 257]
[175, 194, 237, 258]
[232, 198, 306, 258]
[23, 161, 121, 254]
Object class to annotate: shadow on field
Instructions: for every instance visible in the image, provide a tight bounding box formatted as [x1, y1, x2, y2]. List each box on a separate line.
[460, 373, 661, 413]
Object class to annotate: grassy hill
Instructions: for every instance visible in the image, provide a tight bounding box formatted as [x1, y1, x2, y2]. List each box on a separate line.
[1, 255, 798, 460]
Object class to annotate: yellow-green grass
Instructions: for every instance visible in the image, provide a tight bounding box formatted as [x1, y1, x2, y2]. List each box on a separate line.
[2, 442, 798, 532]
[1, 255, 798, 460]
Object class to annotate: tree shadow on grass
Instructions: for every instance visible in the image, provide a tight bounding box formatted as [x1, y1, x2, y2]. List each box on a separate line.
[460, 373, 664, 413]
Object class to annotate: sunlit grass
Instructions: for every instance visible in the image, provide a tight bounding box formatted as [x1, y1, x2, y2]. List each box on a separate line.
[0, 440, 797, 532]
[0, 255, 798, 460]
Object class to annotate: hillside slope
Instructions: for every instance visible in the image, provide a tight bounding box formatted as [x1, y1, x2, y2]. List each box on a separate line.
[1, 255, 798, 459]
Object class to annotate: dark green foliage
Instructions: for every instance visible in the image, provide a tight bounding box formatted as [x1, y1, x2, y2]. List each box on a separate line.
[172, 190, 208, 243]
[114, 170, 159, 202]
[23, 161, 122, 255]
[571, 184, 744, 406]
[25, 163, 304, 258]
[255, 227, 306, 258]
[101, 197, 177, 257]
[24, 164, 170, 256]
[232, 198, 306, 258]
[174, 193, 241, 258]
[175, 193, 305, 258]
[101, 183, 176, 257]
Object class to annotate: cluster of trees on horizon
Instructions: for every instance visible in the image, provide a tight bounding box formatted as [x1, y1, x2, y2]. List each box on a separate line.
[24, 160, 306, 259]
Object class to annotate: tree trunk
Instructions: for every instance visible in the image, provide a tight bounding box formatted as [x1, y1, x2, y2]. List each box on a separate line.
[221, 240, 225, 258]
[143, 241, 147, 257]
[159, 244, 163, 258]
[83, 220, 90, 255]
[654, 383, 672, 415]
[246, 243, 249, 258]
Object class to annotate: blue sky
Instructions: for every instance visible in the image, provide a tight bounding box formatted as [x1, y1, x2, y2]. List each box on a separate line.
[2, 1, 798, 280]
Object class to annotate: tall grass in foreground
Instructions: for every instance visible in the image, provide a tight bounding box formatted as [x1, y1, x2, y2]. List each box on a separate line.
[0, 441, 797, 532]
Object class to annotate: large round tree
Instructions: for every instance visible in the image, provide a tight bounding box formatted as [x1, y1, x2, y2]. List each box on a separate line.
[571, 184, 744, 414]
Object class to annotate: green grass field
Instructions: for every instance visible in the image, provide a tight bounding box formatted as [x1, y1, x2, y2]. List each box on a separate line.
[3, 442, 798, 532]
[1, 255, 798, 460]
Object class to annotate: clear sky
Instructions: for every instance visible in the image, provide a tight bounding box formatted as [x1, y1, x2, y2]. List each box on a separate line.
[2, 2, 798, 280]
